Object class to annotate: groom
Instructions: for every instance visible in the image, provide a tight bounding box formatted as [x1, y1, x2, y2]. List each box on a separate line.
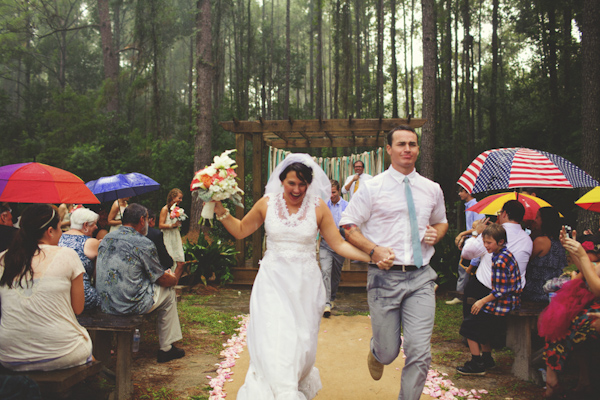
[340, 125, 448, 400]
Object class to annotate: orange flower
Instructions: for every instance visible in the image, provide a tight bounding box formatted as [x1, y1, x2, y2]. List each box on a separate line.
[201, 174, 213, 188]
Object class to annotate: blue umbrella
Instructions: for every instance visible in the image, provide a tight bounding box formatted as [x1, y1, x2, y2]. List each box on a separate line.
[86, 173, 160, 202]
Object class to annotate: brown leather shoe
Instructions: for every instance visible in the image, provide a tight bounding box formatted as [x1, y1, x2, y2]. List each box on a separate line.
[367, 351, 384, 380]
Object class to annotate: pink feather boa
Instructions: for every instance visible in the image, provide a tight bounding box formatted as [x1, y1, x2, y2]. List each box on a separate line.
[537, 278, 596, 342]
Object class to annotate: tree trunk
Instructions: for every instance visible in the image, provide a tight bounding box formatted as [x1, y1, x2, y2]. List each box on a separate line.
[403, 0, 409, 117]
[376, 0, 384, 117]
[192, 0, 213, 230]
[578, 0, 600, 233]
[97, 0, 119, 114]
[421, 0, 436, 179]
[354, 0, 362, 117]
[390, 0, 398, 118]
[316, 0, 323, 118]
[283, 0, 290, 118]
[490, 0, 499, 148]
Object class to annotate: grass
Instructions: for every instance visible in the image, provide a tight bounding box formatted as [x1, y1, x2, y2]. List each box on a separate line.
[433, 297, 463, 341]
[178, 294, 239, 337]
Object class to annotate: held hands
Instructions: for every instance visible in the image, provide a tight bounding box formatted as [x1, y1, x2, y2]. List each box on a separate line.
[372, 246, 395, 270]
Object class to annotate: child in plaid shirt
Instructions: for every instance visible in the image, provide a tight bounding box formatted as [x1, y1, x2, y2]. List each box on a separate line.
[457, 223, 522, 376]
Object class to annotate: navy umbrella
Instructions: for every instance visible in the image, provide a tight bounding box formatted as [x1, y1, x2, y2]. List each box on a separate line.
[86, 173, 160, 202]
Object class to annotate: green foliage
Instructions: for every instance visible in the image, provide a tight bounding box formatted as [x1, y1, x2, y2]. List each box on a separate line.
[140, 387, 176, 400]
[430, 226, 461, 289]
[183, 235, 237, 286]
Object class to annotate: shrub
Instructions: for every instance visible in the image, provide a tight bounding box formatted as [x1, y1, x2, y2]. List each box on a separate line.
[183, 234, 237, 286]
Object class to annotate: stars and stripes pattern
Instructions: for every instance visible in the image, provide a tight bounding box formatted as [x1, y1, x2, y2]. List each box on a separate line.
[457, 148, 599, 194]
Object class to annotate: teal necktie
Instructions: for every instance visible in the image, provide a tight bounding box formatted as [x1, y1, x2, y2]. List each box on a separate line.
[404, 176, 423, 267]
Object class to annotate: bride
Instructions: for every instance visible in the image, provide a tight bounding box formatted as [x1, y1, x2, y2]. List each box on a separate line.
[213, 154, 391, 399]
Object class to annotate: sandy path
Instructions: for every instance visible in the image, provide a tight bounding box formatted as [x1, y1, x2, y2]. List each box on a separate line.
[224, 315, 434, 399]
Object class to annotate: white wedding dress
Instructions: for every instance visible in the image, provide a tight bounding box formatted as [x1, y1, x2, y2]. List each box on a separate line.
[237, 193, 326, 400]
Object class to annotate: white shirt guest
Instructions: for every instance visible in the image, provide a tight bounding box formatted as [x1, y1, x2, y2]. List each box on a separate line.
[342, 160, 373, 199]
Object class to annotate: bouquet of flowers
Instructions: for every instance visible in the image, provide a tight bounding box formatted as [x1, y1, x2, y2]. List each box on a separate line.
[190, 149, 244, 225]
[170, 204, 188, 222]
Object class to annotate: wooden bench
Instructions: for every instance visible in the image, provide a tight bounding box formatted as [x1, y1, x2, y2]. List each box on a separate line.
[505, 301, 547, 383]
[77, 312, 143, 400]
[0, 360, 102, 398]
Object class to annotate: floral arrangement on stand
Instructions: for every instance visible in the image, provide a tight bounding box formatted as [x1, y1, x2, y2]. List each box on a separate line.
[190, 149, 244, 226]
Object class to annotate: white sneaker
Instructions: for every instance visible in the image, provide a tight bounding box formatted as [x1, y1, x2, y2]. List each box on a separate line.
[330, 301, 336, 309]
[445, 297, 463, 305]
[323, 305, 331, 318]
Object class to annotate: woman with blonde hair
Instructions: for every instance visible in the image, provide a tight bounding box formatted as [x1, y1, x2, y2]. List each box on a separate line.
[159, 188, 185, 272]
[0, 204, 92, 371]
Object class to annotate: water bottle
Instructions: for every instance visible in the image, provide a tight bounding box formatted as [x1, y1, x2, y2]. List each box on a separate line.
[132, 329, 140, 352]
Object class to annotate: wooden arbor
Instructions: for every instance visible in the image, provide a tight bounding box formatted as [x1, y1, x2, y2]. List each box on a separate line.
[219, 117, 426, 281]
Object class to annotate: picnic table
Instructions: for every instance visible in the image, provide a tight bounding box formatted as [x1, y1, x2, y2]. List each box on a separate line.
[77, 311, 144, 400]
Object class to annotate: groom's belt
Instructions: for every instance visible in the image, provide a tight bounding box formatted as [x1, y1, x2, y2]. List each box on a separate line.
[369, 264, 420, 272]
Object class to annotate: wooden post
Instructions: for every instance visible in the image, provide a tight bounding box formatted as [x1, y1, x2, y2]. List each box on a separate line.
[235, 133, 246, 268]
[116, 331, 133, 399]
[252, 132, 264, 268]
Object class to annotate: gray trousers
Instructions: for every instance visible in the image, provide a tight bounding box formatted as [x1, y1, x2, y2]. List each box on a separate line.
[367, 265, 437, 400]
[456, 259, 469, 293]
[149, 285, 183, 351]
[319, 245, 345, 306]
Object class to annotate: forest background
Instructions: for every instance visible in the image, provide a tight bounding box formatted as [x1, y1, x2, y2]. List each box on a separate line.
[1, 0, 599, 243]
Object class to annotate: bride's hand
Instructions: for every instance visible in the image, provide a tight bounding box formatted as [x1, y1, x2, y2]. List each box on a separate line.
[213, 201, 225, 213]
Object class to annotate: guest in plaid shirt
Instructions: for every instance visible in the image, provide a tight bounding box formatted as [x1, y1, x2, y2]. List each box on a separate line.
[456, 224, 522, 376]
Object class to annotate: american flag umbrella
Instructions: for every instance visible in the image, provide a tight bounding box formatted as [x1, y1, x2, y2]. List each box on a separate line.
[457, 148, 599, 194]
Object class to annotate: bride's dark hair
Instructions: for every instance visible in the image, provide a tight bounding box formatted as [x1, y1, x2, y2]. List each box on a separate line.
[279, 162, 313, 184]
[0, 204, 60, 289]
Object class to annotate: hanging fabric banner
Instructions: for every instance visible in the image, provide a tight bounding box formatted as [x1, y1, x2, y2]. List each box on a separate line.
[267, 147, 386, 200]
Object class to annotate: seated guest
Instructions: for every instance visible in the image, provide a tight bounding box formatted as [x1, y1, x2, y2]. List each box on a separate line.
[542, 229, 600, 399]
[522, 207, 567, 302]
[456, 224, 522, 376]
[0, 204, 17, 252]
[146, 210, 174, 270]
[58, 207, 101, 311]
[0, 204, 92, 371]
[460, 200, 532, 374]
[96, 204, 186, 363]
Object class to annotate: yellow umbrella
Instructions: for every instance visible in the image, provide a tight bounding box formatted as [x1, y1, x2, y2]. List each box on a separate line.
[575, 186, 600, 212]
[466, 192, 556, 220]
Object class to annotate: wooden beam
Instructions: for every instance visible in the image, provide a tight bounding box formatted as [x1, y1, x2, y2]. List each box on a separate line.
[252, 133, 263, 269]
[220, 118, 426, 133]
[324, 130, 333, 144]
[235, 134, 245, 269]
[266, 137, 388, 148]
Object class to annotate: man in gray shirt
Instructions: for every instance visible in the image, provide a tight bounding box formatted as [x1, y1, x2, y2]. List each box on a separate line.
[96, 203, 185, 363]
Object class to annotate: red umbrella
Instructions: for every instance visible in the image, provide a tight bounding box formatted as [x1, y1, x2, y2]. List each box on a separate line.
[466, 192, 555, 221]
[0, 162, 100, 204]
